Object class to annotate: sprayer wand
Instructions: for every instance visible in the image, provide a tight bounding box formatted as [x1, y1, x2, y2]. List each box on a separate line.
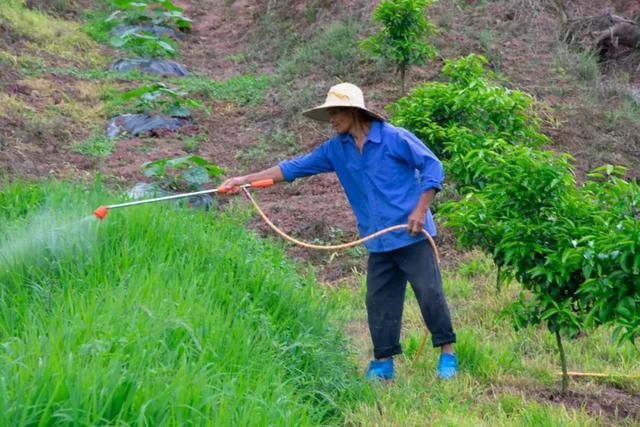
[93, 179, 274, 220]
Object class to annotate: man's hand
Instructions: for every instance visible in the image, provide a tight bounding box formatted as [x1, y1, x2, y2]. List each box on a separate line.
[408, 188, 436, 236]
[219, 176, 248, 194]
[219, 166, 286, 194]
[407, 206, 427, 236]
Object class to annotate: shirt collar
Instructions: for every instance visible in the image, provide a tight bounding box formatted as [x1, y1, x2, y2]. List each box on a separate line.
[339, 119, 383, 144]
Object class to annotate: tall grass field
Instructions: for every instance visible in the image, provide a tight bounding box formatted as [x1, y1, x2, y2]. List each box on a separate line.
[0, 180, 370, 426]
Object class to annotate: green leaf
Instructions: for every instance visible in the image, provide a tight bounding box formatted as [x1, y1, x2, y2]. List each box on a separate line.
[167, 105, 191, 118]
[158, 40, 175, 53]
[179, 167, 210, 188]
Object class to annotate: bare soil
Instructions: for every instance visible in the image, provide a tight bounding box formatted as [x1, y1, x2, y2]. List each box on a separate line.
[491, 383, 640, 423]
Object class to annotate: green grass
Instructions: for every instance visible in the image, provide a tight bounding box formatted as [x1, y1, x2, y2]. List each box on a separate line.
[235, 128, 300, 166]
[0, 0, 105, 67]
[175, 74, 273, 106]
[71, 133, 116, 157]
[277, 18, 365, 81]
[323, 251, 640, 426]
[553, 46, 600, 84]
[0, 180, 372, 425]
[99, 75, 271, 119]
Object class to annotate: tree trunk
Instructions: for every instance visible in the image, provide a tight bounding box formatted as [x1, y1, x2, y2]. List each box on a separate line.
[555, 329, 569, 395]
[399, 63, 407, 97]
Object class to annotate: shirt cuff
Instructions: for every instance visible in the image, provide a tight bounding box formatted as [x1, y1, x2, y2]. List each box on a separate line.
[420, 181, 442, 193]
[278, 161, 295, 182]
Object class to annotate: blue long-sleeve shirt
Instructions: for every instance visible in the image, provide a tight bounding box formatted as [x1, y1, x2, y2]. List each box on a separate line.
[278, 120, 444, 253]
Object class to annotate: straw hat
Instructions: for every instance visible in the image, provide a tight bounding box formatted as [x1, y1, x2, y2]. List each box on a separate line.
[302, 82, 385, 122]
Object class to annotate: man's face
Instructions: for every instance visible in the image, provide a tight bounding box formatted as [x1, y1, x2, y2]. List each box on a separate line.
[328, 107, 353, 134]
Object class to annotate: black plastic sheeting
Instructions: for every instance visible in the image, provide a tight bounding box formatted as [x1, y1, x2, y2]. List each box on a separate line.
[106, 113, 189, 138]
[187, 194, 216, 211]
[110, 58, 190, 76]
[111, 24, 183, 40]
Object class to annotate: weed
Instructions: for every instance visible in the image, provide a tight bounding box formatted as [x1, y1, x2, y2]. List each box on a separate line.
[247, 10, 303, 62]
[236, 129, 299, 166]
[458, 255, 493, 279]
[553, 45, 600, 83]
[0, 51, 19, 67]
[18, 56, 48, 77]
[604, 95, 640, 129]
[273, 82, 324, 126]
[174, 74, 272, 105]
[82, 8, 119, 43]
[224, 52, 248, 64]
[0, 94, 33, 117]
[25, 0, 75, 15]
[277, 18, 384, 84]
[434, 0, 457, 30]
[72, 133, 116, 157]
[49, 66, 155, 82]
[182, 133, 207, 153]
[475, 28, 502, 70]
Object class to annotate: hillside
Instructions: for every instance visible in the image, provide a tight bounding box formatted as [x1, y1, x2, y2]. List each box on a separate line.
[2, 0, 640, 268]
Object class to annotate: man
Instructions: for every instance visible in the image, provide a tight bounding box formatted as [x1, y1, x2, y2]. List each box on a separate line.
[220, 82, 457, 380]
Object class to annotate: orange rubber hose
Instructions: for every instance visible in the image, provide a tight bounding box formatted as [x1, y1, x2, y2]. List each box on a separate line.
[241, 188, 440, 263]
[242, 187, 434, 367]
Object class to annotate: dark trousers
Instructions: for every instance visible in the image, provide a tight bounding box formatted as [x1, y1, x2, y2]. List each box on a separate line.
[366, 240, 456, 359]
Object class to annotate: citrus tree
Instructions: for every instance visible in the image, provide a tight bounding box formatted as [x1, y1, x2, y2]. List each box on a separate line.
[361, 0, 437, 95]
[389, 54, 639, 393]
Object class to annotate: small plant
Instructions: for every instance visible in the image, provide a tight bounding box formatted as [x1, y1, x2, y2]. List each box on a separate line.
[108, 82, 205, 117]
[106, 0, 191, 31]
[182, 133, 207, 153]
[109, 29, 176, 58]
[361, 0, 438, 95]
[142, 155, 224, 191]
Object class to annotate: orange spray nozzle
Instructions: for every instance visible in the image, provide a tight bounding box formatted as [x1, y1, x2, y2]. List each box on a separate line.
[94, 206, 109, 220]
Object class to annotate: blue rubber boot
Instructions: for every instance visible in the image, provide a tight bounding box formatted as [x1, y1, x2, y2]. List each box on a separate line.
[365, 358, 395, 381]
[437, 352, 458, 379]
